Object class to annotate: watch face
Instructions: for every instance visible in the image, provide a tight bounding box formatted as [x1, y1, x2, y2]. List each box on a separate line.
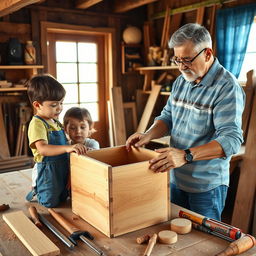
[186, 153, 193, 162]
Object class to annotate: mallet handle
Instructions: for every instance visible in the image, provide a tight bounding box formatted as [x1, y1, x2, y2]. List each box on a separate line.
[48, 208, 79, 234]
[28, 206, 43, 228]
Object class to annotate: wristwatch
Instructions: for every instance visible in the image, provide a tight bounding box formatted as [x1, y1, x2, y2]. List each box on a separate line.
[184, 149, 193, 164]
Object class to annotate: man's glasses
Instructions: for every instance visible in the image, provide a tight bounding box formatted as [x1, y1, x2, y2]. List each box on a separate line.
[172, 48, 207, 67]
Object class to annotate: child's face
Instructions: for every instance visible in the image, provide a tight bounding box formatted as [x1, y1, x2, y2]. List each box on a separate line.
[65, 117, 90, 144]
[34, 100, 64, 120]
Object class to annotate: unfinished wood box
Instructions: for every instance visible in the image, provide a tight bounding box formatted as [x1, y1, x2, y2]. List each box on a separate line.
[70, 146, 170, 237]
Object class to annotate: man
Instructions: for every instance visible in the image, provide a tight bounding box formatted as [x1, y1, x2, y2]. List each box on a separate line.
[126, 23, 245, 221]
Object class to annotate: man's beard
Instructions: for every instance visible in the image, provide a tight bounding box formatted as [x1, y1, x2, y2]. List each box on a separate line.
[181, 69, 199, 82]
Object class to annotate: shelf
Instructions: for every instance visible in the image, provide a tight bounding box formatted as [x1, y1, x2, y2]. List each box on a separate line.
[136, 66, 179, 71]
[0, 87, 27, 92]
[0, 65, 44, 69]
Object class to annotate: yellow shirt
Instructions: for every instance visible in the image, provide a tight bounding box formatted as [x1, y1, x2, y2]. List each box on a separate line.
[28, 116, 62, 162]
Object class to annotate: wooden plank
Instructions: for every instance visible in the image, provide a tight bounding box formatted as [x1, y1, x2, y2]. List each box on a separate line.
[76, 0, 103, 9]
[196, 7, 205, 25]
[110, 87, 126, 146]
[123, 102, 138, 132]
[161, 6, 171, 49]
[114, 0, 158, 13]
[0, 0, 44, 17]
[137, 85, 161, 133]
[231, 88, 256, 233]
[0, 104, 10, 158]
[3, 211, 60, 256]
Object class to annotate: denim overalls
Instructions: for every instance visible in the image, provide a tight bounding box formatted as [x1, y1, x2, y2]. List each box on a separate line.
[26, 116, 69, 208]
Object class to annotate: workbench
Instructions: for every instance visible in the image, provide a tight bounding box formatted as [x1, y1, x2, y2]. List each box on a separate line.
[0, 169, 255, 256]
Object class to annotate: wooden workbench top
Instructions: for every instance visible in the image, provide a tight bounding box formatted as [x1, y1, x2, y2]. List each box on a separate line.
[0, 169, 255, 256]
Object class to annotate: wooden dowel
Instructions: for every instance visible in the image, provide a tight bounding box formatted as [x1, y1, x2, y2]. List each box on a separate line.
[143, 233, 157, 256]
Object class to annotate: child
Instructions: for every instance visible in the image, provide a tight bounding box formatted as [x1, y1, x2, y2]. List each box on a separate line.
[63, 107, 100, 150]
[26, 74, 87, 208]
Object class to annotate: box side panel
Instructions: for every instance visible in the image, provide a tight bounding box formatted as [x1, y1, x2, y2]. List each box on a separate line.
[86, 145, 130, 166]
[128, 147, 158, 163]
[112, 162, 169, 236]
[70, 154, 110, 237]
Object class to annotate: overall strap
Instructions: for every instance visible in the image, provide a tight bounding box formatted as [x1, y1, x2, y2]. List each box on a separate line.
[34, 115, 50, 129]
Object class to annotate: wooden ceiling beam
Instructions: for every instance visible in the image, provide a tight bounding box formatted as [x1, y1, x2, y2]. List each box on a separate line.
[0, 0, 44, 17]
[76, 0, 103, 9]
[114, 0, 158, 13]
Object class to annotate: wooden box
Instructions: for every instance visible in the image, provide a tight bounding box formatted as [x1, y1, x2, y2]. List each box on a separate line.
[70, 146, 170, 237]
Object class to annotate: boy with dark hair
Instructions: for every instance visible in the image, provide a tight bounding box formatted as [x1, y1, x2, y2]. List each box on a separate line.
[26, 74, 86, 207]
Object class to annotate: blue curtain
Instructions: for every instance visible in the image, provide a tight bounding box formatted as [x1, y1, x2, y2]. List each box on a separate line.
[216, 3, 256, 78]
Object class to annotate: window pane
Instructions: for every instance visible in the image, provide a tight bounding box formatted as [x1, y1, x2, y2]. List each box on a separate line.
[80, 83, 98, 102]
[63, 84, 78, 104]
[79, 64, 98, 82]
[246, 23, 256, 52]
[57, 63, 78, 83]
[238, 53, 256, 82]
[78, 43, 97, 62]
[56, 42, 77, 62]
[80, 103, 99, 121]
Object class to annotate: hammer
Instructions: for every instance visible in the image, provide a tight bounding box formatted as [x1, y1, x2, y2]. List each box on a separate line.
[48, 208, 105, 256]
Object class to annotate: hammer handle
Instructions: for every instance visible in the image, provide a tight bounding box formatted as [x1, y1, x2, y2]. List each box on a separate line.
[28, 206, 43, 228]
[48, 208, 79, 234]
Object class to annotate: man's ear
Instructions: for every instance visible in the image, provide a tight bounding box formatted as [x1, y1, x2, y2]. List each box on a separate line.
[205, 48, 213, 61]
[32, 101, 41, 109]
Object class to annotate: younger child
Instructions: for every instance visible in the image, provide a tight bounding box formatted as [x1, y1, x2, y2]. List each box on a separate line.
[63, 107, 100, 150]
[26, 74, 87, 208]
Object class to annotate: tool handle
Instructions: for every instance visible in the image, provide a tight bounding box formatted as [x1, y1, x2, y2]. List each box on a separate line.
[28, 206, 43, 228]
[215, 234, 256, 256]
[143, 233, 157, 256]
[48, 208, 79, 234]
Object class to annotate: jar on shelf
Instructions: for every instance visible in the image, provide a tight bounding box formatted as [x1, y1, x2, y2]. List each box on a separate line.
[24, 41, 36, 65]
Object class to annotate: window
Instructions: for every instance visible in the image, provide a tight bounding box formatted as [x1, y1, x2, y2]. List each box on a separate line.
[55, 41, 99, 122]
[238, 17, 256, 83]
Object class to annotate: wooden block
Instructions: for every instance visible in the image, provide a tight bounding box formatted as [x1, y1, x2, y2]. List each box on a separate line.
[158, 230, 177, 244]
[70, 145, 170, 237]
[170, 218, 192, 234]
[3, 211, 60, 256]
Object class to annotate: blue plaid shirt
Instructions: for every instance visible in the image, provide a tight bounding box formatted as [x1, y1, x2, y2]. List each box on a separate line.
[155, 58, 245, 193]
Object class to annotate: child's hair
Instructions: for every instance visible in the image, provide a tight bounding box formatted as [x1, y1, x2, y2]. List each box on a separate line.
[63, 107, 95, 131]
[27, 74, 66, 104]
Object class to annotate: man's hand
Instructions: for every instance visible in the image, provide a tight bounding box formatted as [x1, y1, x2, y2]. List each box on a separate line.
[126, 132, 151, 151]
[149, 147, 186, 172]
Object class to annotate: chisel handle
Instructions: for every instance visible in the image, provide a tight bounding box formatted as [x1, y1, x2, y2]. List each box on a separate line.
[28, 206, 43, 228]
[48, 208, 79, 234]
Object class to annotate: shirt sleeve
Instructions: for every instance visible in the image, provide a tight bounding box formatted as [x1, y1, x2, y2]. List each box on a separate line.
[28, 118, 48, 149]
[213, 82, 245, 157]
[85, 138, 100, 150]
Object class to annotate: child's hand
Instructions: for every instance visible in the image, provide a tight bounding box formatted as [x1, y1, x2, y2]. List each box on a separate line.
[67, 144, 87, 155]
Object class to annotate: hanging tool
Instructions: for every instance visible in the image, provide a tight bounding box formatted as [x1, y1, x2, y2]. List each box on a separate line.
[48, 208, 105, 256]
[28, 206, 75, 249]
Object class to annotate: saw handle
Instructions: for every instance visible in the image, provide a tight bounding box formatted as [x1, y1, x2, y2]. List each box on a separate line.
[28, 206, 43, 228]
[48, 208, 79, 234]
